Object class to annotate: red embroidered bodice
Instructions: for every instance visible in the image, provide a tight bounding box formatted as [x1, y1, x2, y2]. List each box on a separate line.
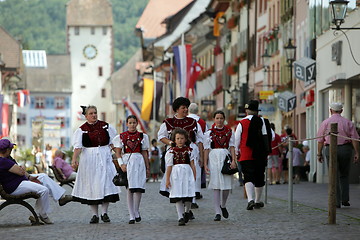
[163, 117, 197, 143]
[120, 131, 143, 153]
[210, 126, 232, 149]
[80, 120, 110, 147]
[170, 147, 192, 165]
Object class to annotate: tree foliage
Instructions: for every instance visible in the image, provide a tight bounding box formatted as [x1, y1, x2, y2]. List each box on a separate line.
[0, 0, 148, 66]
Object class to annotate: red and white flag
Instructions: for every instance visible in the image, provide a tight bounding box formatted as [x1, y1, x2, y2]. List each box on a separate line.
[188, 62, 203, 98]
[17, 90, 30, 107]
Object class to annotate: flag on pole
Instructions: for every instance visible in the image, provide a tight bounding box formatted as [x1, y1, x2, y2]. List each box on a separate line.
[150, 81, 164, 121]
[141, 78, 154, 121]
[188, 61, 203, 98]
[1, 103, 9, 137]
[17, 90, 30, 107]
[122, 98, 147, 133]
[173, 44, 192, 97]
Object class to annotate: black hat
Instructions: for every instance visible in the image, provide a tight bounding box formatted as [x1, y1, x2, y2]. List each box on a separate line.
[245, 100, 260, 111]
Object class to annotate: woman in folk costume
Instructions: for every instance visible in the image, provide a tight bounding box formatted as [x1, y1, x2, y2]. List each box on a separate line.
[234, 100, 273, 210]
[165, 128, 196, 226]
[157, 97, 203, 207]
[113, 115, 150, 224]
[71, 105, 119, 224]
[204, 110, 237, 221]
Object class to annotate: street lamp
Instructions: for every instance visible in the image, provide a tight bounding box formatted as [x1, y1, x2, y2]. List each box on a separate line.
[261, 49, 271, 72]
[330, 0, 360, 30]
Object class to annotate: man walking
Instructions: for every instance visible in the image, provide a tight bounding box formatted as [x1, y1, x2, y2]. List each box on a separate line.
[317, 102, 359, 208]
[235, 100, 272, 210]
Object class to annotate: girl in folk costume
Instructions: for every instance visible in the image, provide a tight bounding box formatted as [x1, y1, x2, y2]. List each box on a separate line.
[165, 128, 196, 226]
[113, 115, 150, 224]
[71, 105, 119, 224]
[157, 97, 203, 212]
[204, 110, 237, 221]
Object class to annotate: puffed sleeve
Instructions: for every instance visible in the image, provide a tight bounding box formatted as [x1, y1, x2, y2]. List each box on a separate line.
[165, 151, 174, 167]
[190, 149, 196, 162]
[108, 124, 117, 144]
[142, 134, 150, 150]
[195, 122, 204, 144]
[229, 131, 235, 147]
[157, 122, 169, 141]
[112, 135, 123, 149]
[203, 130, 212, 150]
[73, 128, 83, 149]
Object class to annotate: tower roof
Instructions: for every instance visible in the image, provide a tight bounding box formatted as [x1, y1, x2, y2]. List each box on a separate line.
[66, 0, 113, 26]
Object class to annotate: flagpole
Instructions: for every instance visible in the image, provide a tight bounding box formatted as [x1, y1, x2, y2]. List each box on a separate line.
[153, 68, 156, 122]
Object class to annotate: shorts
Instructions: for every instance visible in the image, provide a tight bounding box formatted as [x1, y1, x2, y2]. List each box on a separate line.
[267, 155, 279, 168]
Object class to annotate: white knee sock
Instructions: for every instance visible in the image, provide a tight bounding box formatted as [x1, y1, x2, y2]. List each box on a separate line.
[245, 182, 255, 202]
[133, 192, 142, 218]
[127, 190, 135, 220]
[176, 201, 185, 219]
[221, 190, 230, 208]
[184, 201, 191, 213]
[255, 187, 263, 203]
[213, 190, 221, 214]
[90, 205, 99, 217]
[101, 202, 109, 215]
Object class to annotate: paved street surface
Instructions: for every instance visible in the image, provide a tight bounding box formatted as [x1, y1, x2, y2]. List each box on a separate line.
[1, 178, 360, 240]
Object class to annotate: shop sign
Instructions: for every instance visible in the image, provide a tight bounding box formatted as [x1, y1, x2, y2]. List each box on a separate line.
[278, 91, 296, 112]
[294, 57, 316, 85]
[259, 90, 274, 100]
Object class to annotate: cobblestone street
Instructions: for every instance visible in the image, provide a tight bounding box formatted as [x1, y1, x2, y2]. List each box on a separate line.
[1, 180, 360, 240]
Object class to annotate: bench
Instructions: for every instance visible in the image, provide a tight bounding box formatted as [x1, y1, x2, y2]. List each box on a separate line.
[49, 166, 74, 188]
[0, 183, 41, 225]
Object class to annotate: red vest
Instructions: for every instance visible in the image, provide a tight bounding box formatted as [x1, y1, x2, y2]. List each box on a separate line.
[120, 131, 143, 153]
[80, 120, 110, 147]
[238, 119, 255, 161]
[210, 126, 232, 149]
[197, 118, 207, 133]
[170, 147, 192, 165]
[163, 117, 197, 143]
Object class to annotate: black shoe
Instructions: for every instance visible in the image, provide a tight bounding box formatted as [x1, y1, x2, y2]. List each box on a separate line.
[189, 210, 195, 220]
[101, 213, 110, 223]
[129, 219, 135, 224]
[214, 214, 221, 221]
[342, 201, 350, 206]
[59, 195, 73, 206]
[135, 215, 141, 222]
[195, 192, 203, 199]
[90, 215, 99, 224]
[178, 218, 186, 226]
[191, 203, 199, 209]
[220, 206, 229, 218]
[183, 212, 190, 223]
[254, 202, 264, 209]
[246, 200, 255, 210]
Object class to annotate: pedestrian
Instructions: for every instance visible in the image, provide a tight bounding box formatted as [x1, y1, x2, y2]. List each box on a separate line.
[165, 128, 196, 226]
[203, 110, 237, 221]
[149, 139, 161, 182]
[267, 123, 282, 185]
[280, 127, 297, 184]
[188, 103, 207, 204]
[286, 146, 303, 184]
[44, 144, 53, 175]
[53, 149, 77, 181]
[234, 100, 272, 210]
[302, 141, 311, 179]
[317, 102, 359, 208]
[113, 115, 150, 224]
[71, 105, 120, 224]
[0, 139, 72, 224]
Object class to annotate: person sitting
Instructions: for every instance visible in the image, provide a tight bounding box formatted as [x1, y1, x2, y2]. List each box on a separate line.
[53, 150, 77, 181]
[0, 139, 72, 224]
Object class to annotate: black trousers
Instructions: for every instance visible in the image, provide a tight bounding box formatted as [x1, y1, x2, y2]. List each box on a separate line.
[240, 159, 266, 187]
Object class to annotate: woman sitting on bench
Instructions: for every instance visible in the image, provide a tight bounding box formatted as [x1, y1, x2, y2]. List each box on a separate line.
[53, 150, 77, 181]
[0, 139, 72, 224]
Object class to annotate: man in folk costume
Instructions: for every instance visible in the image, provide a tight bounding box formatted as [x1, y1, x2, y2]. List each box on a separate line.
[235, 100, 273, 210]
[158, 97, 204, 215]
